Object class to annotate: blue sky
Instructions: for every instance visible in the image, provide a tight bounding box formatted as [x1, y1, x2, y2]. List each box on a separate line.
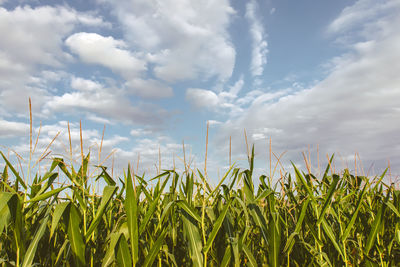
[1, 0, 400, 182]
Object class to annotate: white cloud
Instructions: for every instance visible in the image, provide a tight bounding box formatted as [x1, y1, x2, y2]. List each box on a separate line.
[65, 32, 146, 76]
[245, 0, 268, 77]
[71, 77, 103, 91]
[207, 120, 222, 127]
[126, 78, 173, 98]
[217, 2, 400, 174]
[0, 119, 29, 138]
[0, 5, 108, 115]
[229, 76, 244, 96]
[86, 114, 113, 125]
[328, 0, 400, 35]
[0, 6, 106, 69]
[99, 0, 236, 83]
[186, 88, 220, 109]
[45, 77, 168, 125]
[130, 128, 152, 137]
[185, 77, 278, 117]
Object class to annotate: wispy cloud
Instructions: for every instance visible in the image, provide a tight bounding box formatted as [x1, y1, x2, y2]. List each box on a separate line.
[245, 0, 268, 77]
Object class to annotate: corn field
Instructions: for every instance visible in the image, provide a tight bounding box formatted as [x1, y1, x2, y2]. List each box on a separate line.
[0, 147, 399, 266]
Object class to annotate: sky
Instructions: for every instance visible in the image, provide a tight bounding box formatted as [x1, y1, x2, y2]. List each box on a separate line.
[1, 0, 400, 184]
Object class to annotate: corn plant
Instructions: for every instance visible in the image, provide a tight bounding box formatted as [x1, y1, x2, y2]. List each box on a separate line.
[0, 147, 399, 266]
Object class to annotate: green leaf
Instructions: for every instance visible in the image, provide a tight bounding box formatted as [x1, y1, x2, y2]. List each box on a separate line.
[26, 186, 69, 203]
[342, 183, 368, 241]
[176, 199, 201, 223]
[284, 198, 310, 253]
[321, 218, 344, 260]
[85, 186, 118, 240]
[116, 234, 132, 267]
[0, 203, 10, 235]
[76, 152, 90, 185]
[203, 200, 232, 253]
[365, 192, 390, 254]
[50, 202, 70, 239]
[220, 246, 232, 267]
[254, 188, 274, 202]
[143, 229, 167, 267]
[0, 192, 15, 212]
[67, 204, 86, 266]
[322, 154, 335, 180]
[385, 201, 400, 218]
[1, 165, 8, 187]
[96, 166, 116, 186]
[182, 210, 203, 267]
[125, 165, 139, 265]
[7, 193, 25, 256]
[249, 204, 268, 244]
[22, 207, 51, 267]
[0, 151, 27, 190]
[205, 164, 235, 202]
[54, 240, 69, 266]
[159, 201, 175, 227]
[102, 232, 122, 267]
[292, 163, 316, 203]
[197, 170, 212, 193]
[242, 244, 257, 267]
[139, 176, 168, 235]
[317, 174, 340, 225]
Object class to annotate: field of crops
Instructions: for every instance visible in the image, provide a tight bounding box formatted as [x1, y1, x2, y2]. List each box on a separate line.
[0, 147, 399, 266]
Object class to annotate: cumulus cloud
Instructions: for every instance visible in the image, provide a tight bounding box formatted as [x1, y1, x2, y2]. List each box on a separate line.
[0, 6, 106, 70]
[216, 1, 400, 174]
[186, 88, 220, 109]
[0, 5, 108, 115]
[99, 0, 236, 83]
[65, 32, 146, 76]
[245, 0, 268, 77]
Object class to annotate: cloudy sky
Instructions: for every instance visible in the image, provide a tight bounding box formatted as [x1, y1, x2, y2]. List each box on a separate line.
[1, 0, 399, 182]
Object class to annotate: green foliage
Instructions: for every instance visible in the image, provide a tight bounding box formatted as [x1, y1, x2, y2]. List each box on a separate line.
[0, 153, 399, 266]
